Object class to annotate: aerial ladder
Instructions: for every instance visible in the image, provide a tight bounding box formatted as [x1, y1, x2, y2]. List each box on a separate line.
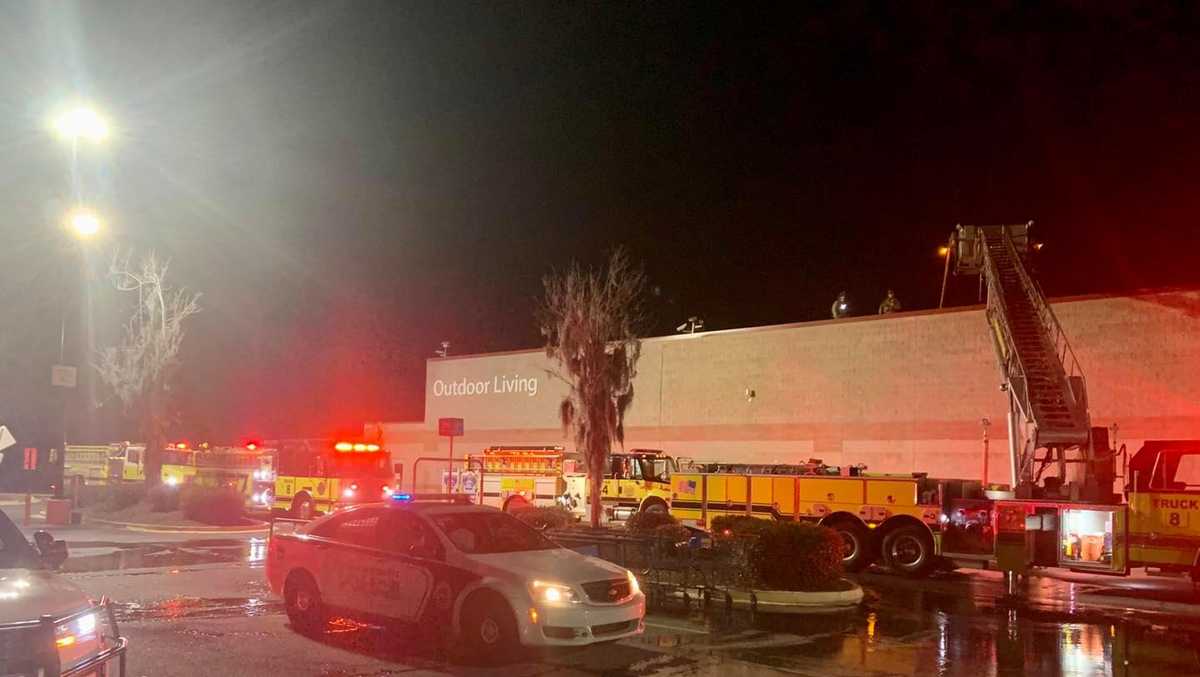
[947, 223, 1114, 501]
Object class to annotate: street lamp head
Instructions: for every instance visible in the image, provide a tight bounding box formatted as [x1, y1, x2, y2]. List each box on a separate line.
[66, 208, 102, 238]
[52, 106, 109, 143]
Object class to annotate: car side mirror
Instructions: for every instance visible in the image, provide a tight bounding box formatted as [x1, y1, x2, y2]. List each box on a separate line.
[33, 530, 69, 570]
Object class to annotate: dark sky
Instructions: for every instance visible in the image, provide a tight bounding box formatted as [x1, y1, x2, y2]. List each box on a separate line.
[2, 1, 1199, 452]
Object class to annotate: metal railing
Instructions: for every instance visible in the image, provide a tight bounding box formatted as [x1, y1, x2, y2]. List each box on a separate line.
[0, 600, 127, 677]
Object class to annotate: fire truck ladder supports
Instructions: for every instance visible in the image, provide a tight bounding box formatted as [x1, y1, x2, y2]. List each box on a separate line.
[959, 224, 1091, 490]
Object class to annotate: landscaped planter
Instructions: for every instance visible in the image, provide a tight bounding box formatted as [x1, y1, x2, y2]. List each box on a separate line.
[721, 580, 863, 613]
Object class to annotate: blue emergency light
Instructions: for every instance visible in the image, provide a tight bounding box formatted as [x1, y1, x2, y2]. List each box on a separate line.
[392, 492, 413, 502]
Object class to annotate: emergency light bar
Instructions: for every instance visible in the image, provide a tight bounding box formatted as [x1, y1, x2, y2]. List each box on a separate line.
[390, 493, 472, 504]
[334, 441, 381, 452]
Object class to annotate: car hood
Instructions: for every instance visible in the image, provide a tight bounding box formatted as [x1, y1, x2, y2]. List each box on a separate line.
[467, 548, 629, 584]
[0, 569, 91, 625]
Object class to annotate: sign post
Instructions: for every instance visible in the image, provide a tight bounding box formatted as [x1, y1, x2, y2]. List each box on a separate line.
[438, 418, 464, 494]
[23, 447, 37, 526]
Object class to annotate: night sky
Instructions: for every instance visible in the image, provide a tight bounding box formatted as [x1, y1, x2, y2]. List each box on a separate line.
[2, 1, 1199, 458]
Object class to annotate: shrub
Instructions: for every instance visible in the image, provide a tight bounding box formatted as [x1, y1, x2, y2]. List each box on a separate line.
[147, 483, 181, 512]
[750, 522, 844, 591]
[513, 505, 573, 530]
[180, 485, 244, 525]
[625, 510, 678, 534]
[653, 523, 691, 543]
[101, 484, 145, 512]
[710, 515, 773, 539]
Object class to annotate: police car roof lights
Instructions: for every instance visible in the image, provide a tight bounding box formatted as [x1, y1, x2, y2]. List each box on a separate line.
[388, 493, 472, 505]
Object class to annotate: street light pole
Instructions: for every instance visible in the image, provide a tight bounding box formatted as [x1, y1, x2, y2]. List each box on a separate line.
[49, 103, 110, 498]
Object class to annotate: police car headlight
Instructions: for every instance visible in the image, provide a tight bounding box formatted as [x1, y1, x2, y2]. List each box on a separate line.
[75, 612, 97, 636]
[626, 570, 640, 597]
[55, 611, 98, 649]
[529, 581, 578, 605]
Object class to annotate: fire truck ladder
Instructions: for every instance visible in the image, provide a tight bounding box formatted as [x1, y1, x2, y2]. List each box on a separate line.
[953, 223, 1091, 491]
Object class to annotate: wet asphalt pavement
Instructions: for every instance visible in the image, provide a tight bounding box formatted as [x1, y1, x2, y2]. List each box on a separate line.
[49, 536, 1200, 677]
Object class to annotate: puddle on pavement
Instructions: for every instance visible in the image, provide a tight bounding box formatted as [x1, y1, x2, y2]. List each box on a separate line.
[639, 575, 1200, 676]
[116, 596, 283, 622]
[62, 537, 267, 572]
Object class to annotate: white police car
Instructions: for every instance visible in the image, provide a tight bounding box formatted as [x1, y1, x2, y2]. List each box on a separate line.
[266, 494, 644, 657]
[0, 512, 127, 675]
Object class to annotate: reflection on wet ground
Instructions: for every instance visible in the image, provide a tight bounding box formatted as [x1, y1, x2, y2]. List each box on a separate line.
[92, 540, 1200, 676]
[117, 596, 283, 622]
[634, 571, 1200, 677]
[62, 538, 266, 573]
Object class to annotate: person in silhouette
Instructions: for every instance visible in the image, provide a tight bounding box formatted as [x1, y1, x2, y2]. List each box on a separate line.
[831, 291, 850, 319]
[878, 289, 902, 314]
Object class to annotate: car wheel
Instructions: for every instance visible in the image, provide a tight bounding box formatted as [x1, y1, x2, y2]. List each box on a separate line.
[284, 572, 327, 634]
[462, 592, 518, 662]
[292, 495, 314, 520]
[882, 526, 935, 577]
[829, 520, 874, 572]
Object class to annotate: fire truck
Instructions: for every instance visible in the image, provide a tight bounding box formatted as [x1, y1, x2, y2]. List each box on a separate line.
[268, 438, 398, 518]
[66, 442, 275, 505]
[672, 224, 1200, 584]
[470, 446, 567, 511]
[469, 446, 675, 521]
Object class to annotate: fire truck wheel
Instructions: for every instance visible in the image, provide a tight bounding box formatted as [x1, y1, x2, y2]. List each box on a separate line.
[291, 494, 314, 520]
[829, 521, 874, 572]
[503, 495, 530, 513]
[882, 526, 935, 577]
[284, 571, 328, 634]
[642, 499, 668, 514]
[461, 590, 518, 661]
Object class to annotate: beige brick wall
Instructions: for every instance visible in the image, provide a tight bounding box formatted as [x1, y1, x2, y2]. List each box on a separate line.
[380, 289, 1200, 490]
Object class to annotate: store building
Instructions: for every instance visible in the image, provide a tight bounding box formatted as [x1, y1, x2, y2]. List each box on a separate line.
[372, 289, 1200, 493]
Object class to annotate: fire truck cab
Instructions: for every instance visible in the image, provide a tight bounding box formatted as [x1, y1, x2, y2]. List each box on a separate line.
[271, 439, 397, 519]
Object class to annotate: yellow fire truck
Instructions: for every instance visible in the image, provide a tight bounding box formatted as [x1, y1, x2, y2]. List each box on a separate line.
[66, 442, 274, 505]
[669, 460, 943, 573]
[557, 448, 675, 520]
[269, 438, 397, 518]
[469, 446, 675, 521]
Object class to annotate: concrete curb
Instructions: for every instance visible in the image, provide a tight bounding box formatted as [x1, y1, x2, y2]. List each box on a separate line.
[1077, 592, 1200, 617]
[722, 580, 864, 613]
[86, 516, 268, 533]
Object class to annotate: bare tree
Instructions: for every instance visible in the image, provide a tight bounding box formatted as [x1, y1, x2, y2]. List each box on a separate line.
[93, 251, 200, 487]
[539, 248, 646, 528]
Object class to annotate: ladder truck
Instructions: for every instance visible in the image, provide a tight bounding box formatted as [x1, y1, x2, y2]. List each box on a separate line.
[943, 223, 1200, 585]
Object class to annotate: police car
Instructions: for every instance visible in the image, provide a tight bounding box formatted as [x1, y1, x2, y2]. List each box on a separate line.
[0, 512, 127, 675]
[266, 494, 645, 656]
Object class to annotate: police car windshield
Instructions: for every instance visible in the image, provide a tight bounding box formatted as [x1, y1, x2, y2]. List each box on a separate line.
[430, 512, 559, 554]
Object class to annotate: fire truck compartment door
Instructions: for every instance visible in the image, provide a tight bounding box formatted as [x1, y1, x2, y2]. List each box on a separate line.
[1059, 506, 1127, 573]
